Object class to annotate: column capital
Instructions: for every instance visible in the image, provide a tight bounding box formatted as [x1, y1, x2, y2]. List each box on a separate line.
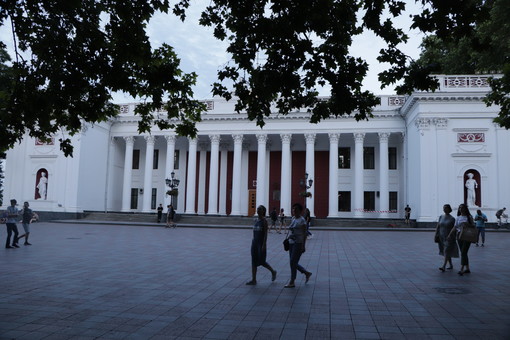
[165, 135, 177, 144]
[304, 133, 316, 144]
[232, 134, 244, 144]
[124, 136, 134, 144]
[328, 133, 340, 143]
[280, 133, 292, 144]
[144, 135, 155, 145]
[354, 132, 365, 143]
[256, 134, 268, 144]
[209, 134, 221, 144]
[378, 132, 390, 142]
[188, 137, 198, 145]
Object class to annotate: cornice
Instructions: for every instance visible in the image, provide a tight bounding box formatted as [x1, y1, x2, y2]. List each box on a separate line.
[400, 93, 488, 117]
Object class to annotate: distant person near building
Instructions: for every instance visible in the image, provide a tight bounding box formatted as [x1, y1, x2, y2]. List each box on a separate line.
[17, 202, 38, 246]
[404, 205, 411, 225]
[157, 204, 163, 223]
[5, 199, 20, 248]
[474, 209, 487, 247]
[166, 205, 176, 228]
[496, 207, 506, 228]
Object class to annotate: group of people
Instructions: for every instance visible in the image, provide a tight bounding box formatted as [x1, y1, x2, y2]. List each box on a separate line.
[435, 204, 489, 275]
[157, 203, 176, 228]
[247, 203, 312, 288]
[2, 199, 38, 248]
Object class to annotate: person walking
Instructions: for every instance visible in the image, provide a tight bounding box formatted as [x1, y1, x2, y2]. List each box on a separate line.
[448, 203, 474, 275]
[435, 204, 458, 272]
[157, 204, 164, 223]
[269, 207, 278, 233]
[5, 199, 20, 249]
[474, 209, 487, 247]
[166, 205, 176, 228]
[246, 205, 277, 285]
[277, 208, 286, 233]
[284, 203, 312, 288]
[17, 202, 38, 246]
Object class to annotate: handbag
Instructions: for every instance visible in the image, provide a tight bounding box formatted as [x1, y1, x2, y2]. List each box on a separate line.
[458, 221, 478, 243]
[283, 230, 290, 251]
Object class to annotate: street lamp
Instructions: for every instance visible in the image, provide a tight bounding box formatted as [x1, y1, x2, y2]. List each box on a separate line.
[165, 171, 180, 207]
[299, 172, 313, 207]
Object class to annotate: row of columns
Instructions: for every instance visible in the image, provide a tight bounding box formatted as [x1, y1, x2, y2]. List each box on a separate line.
[120, 132, 394, 217]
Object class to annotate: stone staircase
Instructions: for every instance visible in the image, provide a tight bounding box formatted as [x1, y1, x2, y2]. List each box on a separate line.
[81, 211, 416, 228]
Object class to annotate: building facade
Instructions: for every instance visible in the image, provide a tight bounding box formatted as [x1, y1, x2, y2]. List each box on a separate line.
[2, 75, 508, 223]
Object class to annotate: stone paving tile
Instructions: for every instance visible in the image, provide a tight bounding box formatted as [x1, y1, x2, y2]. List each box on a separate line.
[1, 222, 510, 339]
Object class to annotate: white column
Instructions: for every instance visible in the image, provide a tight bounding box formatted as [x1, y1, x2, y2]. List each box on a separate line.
[256, 134, 267, 210]
[280, 134, 292, 215]
[142, 135, 155, 212]
[121, 136, 134, 212]
[185, 138, 198, 214]
[197, 143, 208, 214]
[354, 132, 365, 218]
[305, 133, 316, 217]
[378, 132, 390, 218]
[208, 135, 220, 215]
[328, 133, 340, 218]
[231, 134, 244, 215]
[164, 135, 176, 208]
[219, 143, 229, 215]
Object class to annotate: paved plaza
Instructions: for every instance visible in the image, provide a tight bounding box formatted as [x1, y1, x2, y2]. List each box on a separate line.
[1, 222, 510, 340]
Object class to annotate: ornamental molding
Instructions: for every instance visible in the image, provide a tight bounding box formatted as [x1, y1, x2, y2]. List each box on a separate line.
[328, 133, 340, 143]
[280, 134, 292, 144]
[188, 137, 198, 146]
[443, 75, 490, 89]
[415, 118, 431, 131]
[400, 94, 488, 117]
[353, 132, 365, 143]
[209, 134, 221, 144]
[388, 96, 406, 106]
[451, 152, 491, 158]
[378, 132, 390, 142]
[165, 135, 177, 144]
[256, 134, 268, 144]
[232, 134, 244, 144]
[124, 136, 134, 144]
[433, 117, 448, 129]
[144, 135, 155, 145]
[457, 133, 485, 143]
[304, 133, 316, 144]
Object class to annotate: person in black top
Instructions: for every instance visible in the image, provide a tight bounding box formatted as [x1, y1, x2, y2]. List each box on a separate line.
[157, 204, 163, 223]
[17, 201, 38, 245]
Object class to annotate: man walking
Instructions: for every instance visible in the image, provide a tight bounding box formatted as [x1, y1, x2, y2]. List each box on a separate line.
[5, 199, 20, 248]
[17, 201, 38, 245]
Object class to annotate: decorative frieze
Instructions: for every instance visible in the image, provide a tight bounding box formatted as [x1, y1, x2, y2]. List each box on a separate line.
[443, 76, 490, 89]
[433, 118, 448, 129]
[388, 96, 406, 106]
[457, 133, 485, 143]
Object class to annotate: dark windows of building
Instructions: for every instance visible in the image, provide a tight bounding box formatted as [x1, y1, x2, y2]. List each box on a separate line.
[363, 147, 375, 169]
[389, 191, 398, 211]
[153, 150, 159, 169]
[338, 191, 351, 211]
[132, 149, 140, 169]
[364, 191, 375, 211]
[151, 188, 157, 209]
[174, 150, 180, 169]
[389, 147, 397, 170]
[338, 147, 351, 169]
[130, 188, 138, 209]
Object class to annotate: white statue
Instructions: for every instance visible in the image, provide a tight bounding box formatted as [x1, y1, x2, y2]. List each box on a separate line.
[37, 172, 48, 200]
[465, 173, 478, 207]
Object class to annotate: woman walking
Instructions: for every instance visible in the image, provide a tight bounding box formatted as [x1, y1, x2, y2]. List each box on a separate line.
[448, 203, 474, 275]
[277, 208, 286, 233]
[435, 204, 458, 272]
[246, 205, 277, 285]
[284, 203, 312, 288]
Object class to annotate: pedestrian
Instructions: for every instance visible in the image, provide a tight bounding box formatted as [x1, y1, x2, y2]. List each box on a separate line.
[157, 203, 163, 223]
[474, 209, 487, 247]
[435, 204, 458, 272]
[448, 203, 474, 275]
[495, 207, 506, 228]
[269, 207, 278, 233]
[246, 205, 277, 285]
[284, 203, 312, 288]
[404, 204, 411, 224]
[17, 201, 38, 246]
[305, 207, 313, 239]
[5, 199, 20, 249]
[278, 208, 286, 233]
[166, 204, 176, 228]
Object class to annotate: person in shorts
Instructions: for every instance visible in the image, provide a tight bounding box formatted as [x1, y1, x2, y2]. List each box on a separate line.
[17, 201, 38, 245]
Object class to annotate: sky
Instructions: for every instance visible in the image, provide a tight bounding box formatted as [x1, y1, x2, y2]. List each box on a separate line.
[0, 1, 427, 104]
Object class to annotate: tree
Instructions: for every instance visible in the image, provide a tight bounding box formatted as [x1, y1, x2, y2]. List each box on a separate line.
[0, 1, 205, 156]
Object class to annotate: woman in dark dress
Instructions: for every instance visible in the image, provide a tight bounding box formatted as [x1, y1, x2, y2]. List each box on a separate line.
[435, 204, 459, 272]
[246, 205, 277, 285]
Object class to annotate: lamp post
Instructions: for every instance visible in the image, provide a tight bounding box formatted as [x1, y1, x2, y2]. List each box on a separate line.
[299, 172, 313, 207]
[165, 171, 180, 207]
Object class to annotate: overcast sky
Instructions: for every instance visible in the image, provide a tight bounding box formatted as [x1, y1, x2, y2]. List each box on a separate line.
[0, 1, 427, 103]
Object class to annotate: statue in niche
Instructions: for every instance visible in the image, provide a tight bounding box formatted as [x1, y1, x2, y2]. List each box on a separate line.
[465, 172, 478, 207]
[37, 172, 48, 200]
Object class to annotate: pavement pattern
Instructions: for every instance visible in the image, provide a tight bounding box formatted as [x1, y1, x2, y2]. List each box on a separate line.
[1, 222, 509, 340]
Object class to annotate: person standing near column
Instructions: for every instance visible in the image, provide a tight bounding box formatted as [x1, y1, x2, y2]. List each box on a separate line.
[284, 203, 312, 288]
[404, 205, 411, 224]
[157, 204, 164, 223]
[17, 202, 38, 246]
[5, 199, 20, 248]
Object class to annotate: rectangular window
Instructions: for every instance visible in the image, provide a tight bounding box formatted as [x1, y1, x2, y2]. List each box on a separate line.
[130, 188, 138, 209]
[174, 150, 180, 169]
[364, 191, 375, 211]
[389, 192, 398, 212]
[338, 147, 351, 169]
[151, 188, 157, 209]
[338, 191, 351, 212]
[132, 149, 140, 169]
[389, 147, 397, 170]
[363, 147, 375, 169]
[153, 150, 159, 169]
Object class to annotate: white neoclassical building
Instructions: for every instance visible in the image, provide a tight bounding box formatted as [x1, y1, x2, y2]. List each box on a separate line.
[2, 75, 509, 224]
